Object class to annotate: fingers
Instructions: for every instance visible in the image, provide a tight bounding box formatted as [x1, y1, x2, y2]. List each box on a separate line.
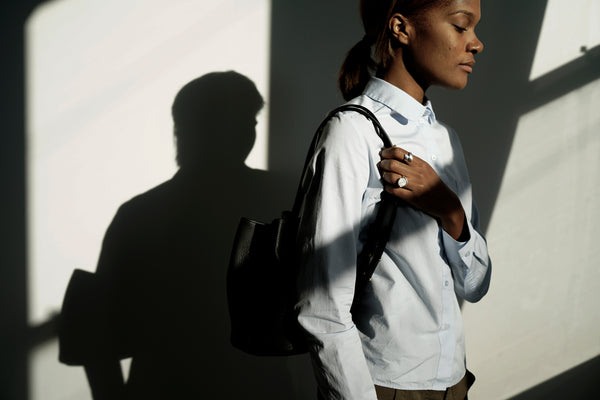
[380, 146, 416, 164]
[379, 146, 424, 202]
[382, 176, 417, 206]
[379, 146, 460, 221]
[381, 170, 411, 190]
[379, 146, 414, 192]
[380, 146, 405, 160]
[384, 183, 404, 200]
[379, 158, 409, 176]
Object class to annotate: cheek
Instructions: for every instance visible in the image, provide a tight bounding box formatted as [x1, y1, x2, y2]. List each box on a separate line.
[439, 43, 460, 67]
[425, 35, 454, 61]
[442, 40, 459, 57]
[428, 44, 454, 68]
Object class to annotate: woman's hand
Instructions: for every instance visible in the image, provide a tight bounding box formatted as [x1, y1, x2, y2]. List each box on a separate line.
[378, 146, 468, 241]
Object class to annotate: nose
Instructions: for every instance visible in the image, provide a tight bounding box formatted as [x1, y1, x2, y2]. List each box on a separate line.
[468, 33, 484, 54]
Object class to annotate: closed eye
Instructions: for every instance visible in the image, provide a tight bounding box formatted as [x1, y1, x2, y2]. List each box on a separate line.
[453, 25, 467, 32]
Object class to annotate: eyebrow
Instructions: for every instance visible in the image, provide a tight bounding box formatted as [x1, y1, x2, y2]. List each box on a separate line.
[448, 9, 480, 24]
[448, 10, 475, 17]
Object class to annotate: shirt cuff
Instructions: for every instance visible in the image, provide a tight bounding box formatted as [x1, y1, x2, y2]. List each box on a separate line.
[441, 220, 475, 269]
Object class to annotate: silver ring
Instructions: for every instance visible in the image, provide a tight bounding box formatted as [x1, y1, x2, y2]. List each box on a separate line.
[396, 176, 408, 188]
[404, 152, 413, 163]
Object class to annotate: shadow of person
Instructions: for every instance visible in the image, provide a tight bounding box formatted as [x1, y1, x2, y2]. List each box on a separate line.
[87, 71, 295, 399]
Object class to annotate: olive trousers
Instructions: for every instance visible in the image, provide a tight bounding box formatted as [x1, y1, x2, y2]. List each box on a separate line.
[374, 371, 475, 400]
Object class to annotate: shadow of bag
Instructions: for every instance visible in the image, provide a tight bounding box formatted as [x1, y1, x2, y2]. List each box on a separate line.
[227, 104, 398, 356]
[58, 269, 132, 365]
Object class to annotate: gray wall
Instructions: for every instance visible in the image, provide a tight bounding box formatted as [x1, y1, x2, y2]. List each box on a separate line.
[2, 0, 599, 399]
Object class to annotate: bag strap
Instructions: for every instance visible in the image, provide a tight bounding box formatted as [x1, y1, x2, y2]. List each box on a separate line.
[291, 104, 393, 217]
[290, 104, 399, 309]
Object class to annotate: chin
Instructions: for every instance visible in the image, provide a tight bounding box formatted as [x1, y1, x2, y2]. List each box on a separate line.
[438, 77, 469, 90]
[454, 80, 469, 90]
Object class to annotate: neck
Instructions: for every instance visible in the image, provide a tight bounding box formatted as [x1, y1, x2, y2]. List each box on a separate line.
[382, 58, 428, 104]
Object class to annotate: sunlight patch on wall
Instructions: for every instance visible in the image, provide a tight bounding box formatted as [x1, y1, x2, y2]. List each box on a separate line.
[529, 0, 600, 80]
[463, 78, 600, 399]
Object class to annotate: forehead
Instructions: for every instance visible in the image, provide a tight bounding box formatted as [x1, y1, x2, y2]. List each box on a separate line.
[441, 0, 481, 20]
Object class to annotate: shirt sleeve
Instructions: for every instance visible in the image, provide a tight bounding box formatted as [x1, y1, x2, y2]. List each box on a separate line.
[441, 127, 492, 303]
[442, 200, 492, 303]
[295, 114, 379, 400]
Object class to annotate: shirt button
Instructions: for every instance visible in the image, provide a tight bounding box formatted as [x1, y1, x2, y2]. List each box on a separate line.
[431, 155, 437, 161]
[444, 281, 449, 287]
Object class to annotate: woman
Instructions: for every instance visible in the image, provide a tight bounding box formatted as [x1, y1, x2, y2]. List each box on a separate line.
[295, 0, 492, 399]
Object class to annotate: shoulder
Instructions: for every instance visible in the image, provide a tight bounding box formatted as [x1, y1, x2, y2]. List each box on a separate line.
[110, 178, 177, 227]
[319, 97, 387, 148]
[124, 178, 173, 207]
[307, 100, 387, 182]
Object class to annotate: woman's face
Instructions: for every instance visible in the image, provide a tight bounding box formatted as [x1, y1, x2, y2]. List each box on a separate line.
[404, 0, 484, 90]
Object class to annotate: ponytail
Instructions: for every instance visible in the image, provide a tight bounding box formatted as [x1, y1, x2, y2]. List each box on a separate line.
[338, 36, 375, 101]
[338, 0, 395, 101]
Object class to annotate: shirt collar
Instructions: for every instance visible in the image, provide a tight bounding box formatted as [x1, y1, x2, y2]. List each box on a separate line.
[363, 77, 436, 124]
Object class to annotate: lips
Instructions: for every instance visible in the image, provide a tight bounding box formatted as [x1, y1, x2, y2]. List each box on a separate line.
[459, 60, 475, 73]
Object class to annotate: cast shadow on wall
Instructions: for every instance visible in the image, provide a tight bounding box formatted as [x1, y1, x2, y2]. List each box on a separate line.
[6, 0, 600, 399]
[63, 71, 299, 399]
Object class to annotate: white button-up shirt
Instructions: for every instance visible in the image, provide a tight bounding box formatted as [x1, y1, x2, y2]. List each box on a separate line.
[296, 77, 491, 399]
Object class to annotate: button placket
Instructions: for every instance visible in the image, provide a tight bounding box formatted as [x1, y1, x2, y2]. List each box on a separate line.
[420, 114, 439, 169]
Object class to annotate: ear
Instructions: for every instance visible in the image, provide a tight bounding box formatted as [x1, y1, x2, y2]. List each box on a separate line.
[388, 13, 410, 45]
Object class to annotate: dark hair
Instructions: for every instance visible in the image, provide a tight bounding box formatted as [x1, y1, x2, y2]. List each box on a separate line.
[338, 0, 448, 100]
